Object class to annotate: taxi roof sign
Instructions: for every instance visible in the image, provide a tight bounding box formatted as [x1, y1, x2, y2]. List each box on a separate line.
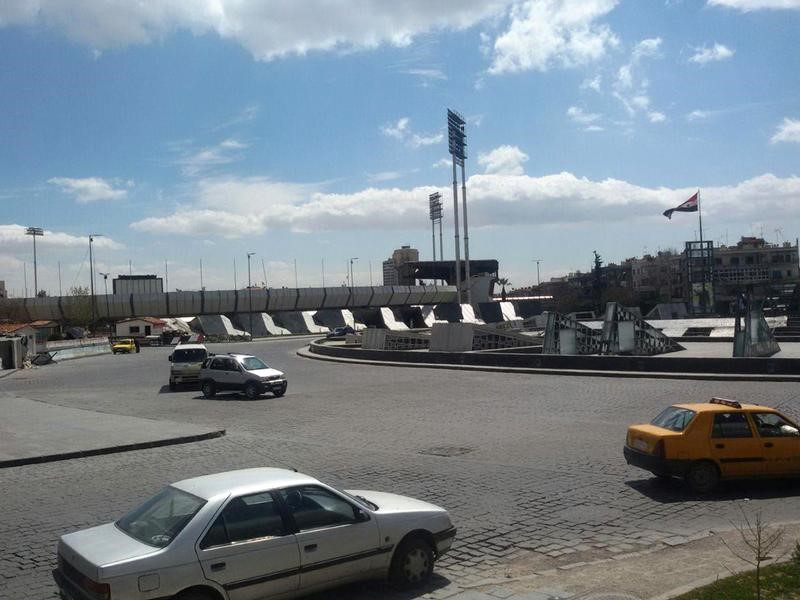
[710, 397, 742, 409]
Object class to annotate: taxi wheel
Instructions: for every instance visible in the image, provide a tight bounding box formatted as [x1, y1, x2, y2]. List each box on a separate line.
[390, 536, 434, 588]
[687, 461, 719, 494]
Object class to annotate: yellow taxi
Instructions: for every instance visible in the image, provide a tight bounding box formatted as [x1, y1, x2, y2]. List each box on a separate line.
[624, 398, 800, 493]
[112, 338, 136, 354]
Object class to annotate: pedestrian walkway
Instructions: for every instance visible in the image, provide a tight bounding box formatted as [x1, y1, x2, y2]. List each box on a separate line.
[0, 392, 224, 467]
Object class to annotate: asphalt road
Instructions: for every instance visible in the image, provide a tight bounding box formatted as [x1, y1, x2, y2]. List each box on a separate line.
[2, 337, 800, 599]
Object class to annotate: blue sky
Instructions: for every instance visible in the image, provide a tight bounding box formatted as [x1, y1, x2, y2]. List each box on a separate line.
[1, 0, 799, 297]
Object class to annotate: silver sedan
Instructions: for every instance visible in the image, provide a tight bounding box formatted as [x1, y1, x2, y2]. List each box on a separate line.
[54, 467, 456, 600]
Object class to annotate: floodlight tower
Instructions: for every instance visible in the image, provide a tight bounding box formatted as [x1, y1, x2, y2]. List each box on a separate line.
[88, 234, 102, 329]
[429, 192, 443, 284]
[25, 227, 44, 296]
[448, 109, 469, 303]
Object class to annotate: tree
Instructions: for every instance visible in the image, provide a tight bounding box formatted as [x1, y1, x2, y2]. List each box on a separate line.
[496, 277, 510, 301]
[66, 286, 92, 327]
[36, 290, 47, 298]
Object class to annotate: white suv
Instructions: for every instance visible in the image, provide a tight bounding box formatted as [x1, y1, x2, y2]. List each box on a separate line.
[199, 353, 287, 399]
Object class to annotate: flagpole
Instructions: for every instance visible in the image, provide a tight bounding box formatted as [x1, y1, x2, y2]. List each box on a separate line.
[697, 189, 703, 243]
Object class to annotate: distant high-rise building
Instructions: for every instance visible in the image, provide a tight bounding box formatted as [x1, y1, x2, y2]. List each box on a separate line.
[0, 280, 6, 298]
[383, 246, 419, 285]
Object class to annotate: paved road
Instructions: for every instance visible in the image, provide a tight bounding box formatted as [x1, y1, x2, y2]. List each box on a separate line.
[2, 338, 800, 599]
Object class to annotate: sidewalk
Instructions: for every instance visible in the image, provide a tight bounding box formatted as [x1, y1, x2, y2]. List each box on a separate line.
[433, 521, 800, 600]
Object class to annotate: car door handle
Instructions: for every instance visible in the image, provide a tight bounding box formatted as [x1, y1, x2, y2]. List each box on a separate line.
[715, 443, 725, 449]
[304, 544, 318, 553]
[210, 562, 226, 572]
[764, 442, 774, 448]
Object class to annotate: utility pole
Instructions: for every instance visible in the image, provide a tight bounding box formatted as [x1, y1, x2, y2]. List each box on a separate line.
[349, 257, 359, 287]
[98, 272, 110, 321]
[25, 227, 44, 296]
[165, 260, 169, 293]
[58, 261, 62, 296]
[532, 259, 542, 286]
[89, 234, 102, 330]
[247, 252, 255, 338]
[200, 259, 204, 290]
[294, 259, 299, 288]
[321, 259, 326, 287]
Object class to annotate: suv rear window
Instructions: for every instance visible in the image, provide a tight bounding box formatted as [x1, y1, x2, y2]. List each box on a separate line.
[651, 406, 696, 432]
[172, 349, 207, 362]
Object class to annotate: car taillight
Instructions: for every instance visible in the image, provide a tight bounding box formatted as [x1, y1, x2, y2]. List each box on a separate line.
[83, 576, 110, 600]
[653, 440, 665, 458]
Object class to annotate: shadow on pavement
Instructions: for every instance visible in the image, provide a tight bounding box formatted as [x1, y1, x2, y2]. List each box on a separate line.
[627, 476, 800, 502]
[302, 573, 453, 599]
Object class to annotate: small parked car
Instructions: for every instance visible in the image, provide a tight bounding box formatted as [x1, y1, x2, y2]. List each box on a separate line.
[624, 397, 800, 493]
[53, 467, 456, 600]
[111, 338, 136, 354]
[168, 343, 209, 390]
[326, 326, 356, 338]
[199, 353, 287, 399]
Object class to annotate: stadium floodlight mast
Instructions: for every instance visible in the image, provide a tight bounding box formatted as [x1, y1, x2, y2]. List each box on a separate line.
[429, 192, 443, 284]
[247, 252, 255, 339]
[349, 257, 359, 287]
[98, 272, 111, 321]
[447, 108, 469, 303]
[25, 227, 44, 296]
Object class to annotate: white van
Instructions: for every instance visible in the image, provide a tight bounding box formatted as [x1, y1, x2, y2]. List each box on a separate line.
[168, 343, 208, 389]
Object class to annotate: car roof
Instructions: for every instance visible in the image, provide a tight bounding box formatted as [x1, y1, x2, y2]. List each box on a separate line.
[173, 344, 207, 351]
[172, 467, 318, 500]
[672, 402, 774, 413]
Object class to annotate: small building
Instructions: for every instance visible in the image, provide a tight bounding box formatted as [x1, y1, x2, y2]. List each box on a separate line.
[115, 317, 166, 338]
[0, 322, 38, 358]
[113, 275, 164, 295]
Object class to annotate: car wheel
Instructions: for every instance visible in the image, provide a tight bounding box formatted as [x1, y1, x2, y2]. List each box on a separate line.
[273, 383, 287, 398]
[201, 381, 216, 398]
[390, 536, 434, 588]
[653, 473, 672, 483]
[176, 590, 215, 600]
[169, 381, 176, 391]
[244, 381, 260, 400]
[686, 461, 719, 494]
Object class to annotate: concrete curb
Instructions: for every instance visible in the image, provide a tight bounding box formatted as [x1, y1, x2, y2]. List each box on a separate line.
[297, 346, 800, 382]
[0, 428, 226, 469]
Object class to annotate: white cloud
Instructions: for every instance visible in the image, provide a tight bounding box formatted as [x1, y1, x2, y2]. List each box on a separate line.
[488, 0, 619, 74]
[584, 125, 605, 132]
[770, 117, 800, 143]
[689, 43, 734, 64]
[648, 111, 666, 123]
[432, 158, 453, 169]
[708, 0, 800, 10]
[0, 1, 512, 60]
[403, 68, 447, 81]
[381, 117, 442, 148]
[478, 145, 529, 175]
[0, 224, 123, 249]
[687, 109, 713, 121]
[613, 38, 664, 122]
[368, 171, 403, 182]
[48, 176, 131, 203]
[174, 138, 249, 177]
[567, 106, 601, 124]
[130, 171, 800, 237]
[580, 74, 602, 92]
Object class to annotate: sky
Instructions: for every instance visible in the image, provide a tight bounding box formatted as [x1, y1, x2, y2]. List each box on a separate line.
[1, 0, 799, 297]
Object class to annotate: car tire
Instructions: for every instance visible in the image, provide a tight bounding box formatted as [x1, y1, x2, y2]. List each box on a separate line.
[390, 536, 434, 588]
[686, 461, 719, 494]
[176, 590, 215, 600]
[201, 381, 216, 398]
[169, 381, 176, 391]
[273, 383, 287, 398]
[244, 381, 260, 400]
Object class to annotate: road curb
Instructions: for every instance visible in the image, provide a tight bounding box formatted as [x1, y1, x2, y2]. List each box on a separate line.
[0, 428, 226, 469]
[296, 346, 800, 382]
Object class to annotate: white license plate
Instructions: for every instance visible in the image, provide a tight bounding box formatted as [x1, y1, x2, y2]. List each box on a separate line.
[633, 438, 649, 452]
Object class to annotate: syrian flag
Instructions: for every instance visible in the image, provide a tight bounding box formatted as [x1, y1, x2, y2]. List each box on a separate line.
[663, 192, 698, 219]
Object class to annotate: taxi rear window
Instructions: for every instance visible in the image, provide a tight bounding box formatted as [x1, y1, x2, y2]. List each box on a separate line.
[651, 406, 696, 432]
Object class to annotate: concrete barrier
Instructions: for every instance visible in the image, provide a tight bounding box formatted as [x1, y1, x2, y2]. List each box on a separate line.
[46, 338, 111, 362]
[379, 307, 409, 330]
[296, 288, 326, 311]
[461, 304, 485, 324]
[268, 289, 298, 311]
[434, 303, 463, 323]
[369, 286, 394, 307]
[322, 287, 350, 309]
[302, 311, 329, 333]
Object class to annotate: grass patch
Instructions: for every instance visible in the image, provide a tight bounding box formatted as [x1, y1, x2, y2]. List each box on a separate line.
[674, 562, 800, 599]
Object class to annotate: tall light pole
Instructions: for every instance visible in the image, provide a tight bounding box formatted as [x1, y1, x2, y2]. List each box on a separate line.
[532, 259, 542, 286]
[247, 252, 255, 339]
[25, 227, 44, 296]
[429, 193, 443, 285]
[88, 234, 102, 330]
[349, 257, 359, 287]
[98, 272, 110, 322]
[448, 109, 467, 303]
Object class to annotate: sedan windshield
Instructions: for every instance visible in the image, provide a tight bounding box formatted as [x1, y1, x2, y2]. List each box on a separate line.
[116, 487, 205, 548]
[651, 406, 696, 432]
[242, 356, 268, 371]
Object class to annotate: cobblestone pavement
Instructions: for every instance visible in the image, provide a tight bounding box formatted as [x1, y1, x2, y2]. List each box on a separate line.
[1, 338, 799, 599]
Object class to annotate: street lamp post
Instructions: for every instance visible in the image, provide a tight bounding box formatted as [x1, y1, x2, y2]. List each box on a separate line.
[25, 227, 44, 296]
[247, 252, 255, 339]
[532, 259, 542, 286]
[349, 257, 359, 287]
[98, 272, 111, 324]
[88, 234, 102, 330]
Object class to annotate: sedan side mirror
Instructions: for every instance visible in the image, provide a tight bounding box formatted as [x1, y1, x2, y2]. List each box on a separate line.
[354, 507, 370, 523]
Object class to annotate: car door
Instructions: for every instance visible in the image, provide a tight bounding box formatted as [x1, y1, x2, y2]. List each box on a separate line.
[709, 411, 764, 477]
[196, 491, 300, 600]
[750, 411, 800, 476]
[209, 358, 230, 390]
[226, 358, 246, 390]
[277, 485, 380, 591]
